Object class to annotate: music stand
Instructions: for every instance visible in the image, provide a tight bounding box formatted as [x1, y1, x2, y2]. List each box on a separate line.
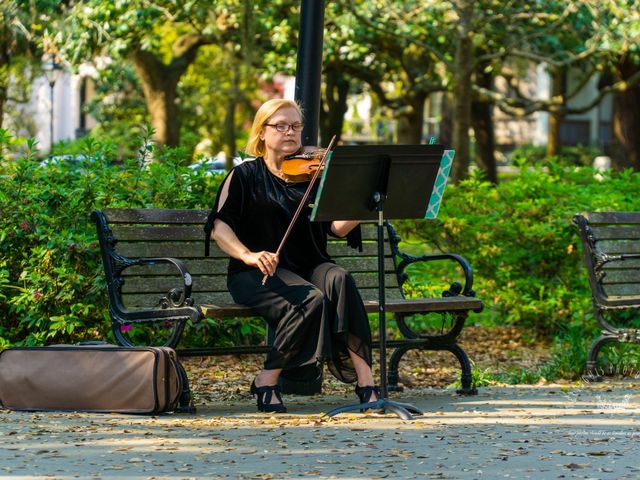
[311, 144, 446, 420]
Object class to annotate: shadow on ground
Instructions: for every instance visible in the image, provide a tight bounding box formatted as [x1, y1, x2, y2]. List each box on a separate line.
[2, 384, 639, 479]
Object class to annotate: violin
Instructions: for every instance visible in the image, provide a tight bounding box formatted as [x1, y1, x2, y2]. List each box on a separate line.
[261, 137, 336, 285]
[281, 147, 326, 183]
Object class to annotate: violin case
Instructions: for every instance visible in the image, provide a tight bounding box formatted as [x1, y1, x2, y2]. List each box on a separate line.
[0, 344, 194, 414]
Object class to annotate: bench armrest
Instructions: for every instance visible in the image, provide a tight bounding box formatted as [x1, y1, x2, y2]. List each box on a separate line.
[127, 257, 194, 308]
[395, 252, 475, 297]
[385, 222, 475, 297]
[594, 253, 640, 272]
[110, 254, 194, 309]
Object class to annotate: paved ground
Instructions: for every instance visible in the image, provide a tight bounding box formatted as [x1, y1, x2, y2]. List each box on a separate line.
[1, 383, 639, 479]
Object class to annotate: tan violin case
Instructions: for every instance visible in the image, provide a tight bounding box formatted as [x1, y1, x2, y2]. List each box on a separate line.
[0, 344, 193, 414]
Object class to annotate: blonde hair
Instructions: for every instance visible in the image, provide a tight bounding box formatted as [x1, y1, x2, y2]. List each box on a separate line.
[246, 99, 304, 157]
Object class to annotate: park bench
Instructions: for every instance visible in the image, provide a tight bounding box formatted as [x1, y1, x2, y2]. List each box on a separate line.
[92, 208, 483, 394]
[574, 212, 640, 377]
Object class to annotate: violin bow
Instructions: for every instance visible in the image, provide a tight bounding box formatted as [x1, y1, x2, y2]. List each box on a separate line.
[261, 135, 337, 286]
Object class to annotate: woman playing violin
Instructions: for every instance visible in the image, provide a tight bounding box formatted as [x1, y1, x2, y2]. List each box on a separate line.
[205, 98, 378, 413]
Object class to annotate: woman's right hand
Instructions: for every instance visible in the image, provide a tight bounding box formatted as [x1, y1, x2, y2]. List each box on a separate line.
[241, 250, 279, 276]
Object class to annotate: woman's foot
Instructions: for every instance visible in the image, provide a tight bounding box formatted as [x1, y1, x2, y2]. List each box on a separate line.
[250, 380, 287, 413]
[355, 385, 380, 410]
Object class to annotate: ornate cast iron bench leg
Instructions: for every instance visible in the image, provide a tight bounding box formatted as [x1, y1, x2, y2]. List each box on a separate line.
[388, 342, 477, 395]
[585, 334, 618, 382]
[388, 311, 477, 395]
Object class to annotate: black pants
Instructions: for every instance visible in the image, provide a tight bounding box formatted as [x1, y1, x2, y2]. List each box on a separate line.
[227, 262, 372, 383]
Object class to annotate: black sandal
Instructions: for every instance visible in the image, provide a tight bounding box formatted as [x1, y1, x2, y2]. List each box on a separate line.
[250, 380, 287, 413]
[355, 385, 380, 411]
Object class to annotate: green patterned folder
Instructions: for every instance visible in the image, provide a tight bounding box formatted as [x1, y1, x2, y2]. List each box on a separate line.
[424, 149, 454, 219]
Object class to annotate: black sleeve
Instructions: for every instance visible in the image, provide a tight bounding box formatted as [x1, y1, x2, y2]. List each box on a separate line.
[203, 168, 246, 256]
[346, 224, 362, 252]
[327, 223, 363, 252]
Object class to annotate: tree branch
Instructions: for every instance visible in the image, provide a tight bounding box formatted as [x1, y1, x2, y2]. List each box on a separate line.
[476, 68, 640, 116]
[347, 3, 451, 66]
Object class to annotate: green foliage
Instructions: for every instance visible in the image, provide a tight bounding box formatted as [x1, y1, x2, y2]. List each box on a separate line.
[396, 162, 640, 340]
[540, 323, 591, 380]
[179, 44, 259, 157]
[56, 0, 301, 152]
[510, 143, 603, 167]
[3, 127, 640, 386]
[187, 316, 267, 349]
[448, 364, 498, 390]
[495, 367, 543, 385]
[0, 129, 224, 347]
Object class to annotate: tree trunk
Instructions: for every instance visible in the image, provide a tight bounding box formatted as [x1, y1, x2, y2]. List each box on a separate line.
[471, 64, 497, 183]
[223, 63, 239, 167]
[131, 52, 181, 148]
[610, 57, 640, 170]
[546, 67, 566, 158]
[0, 93, 4, 132]
[396, 91, 427, 144]
[439, 93, 453, 147]
[223, 96, 237, 166]
[130, 35, 205, 148]
[320, 67, 349, 147]
[450, 1, 474, 183]
[0, 42, 8, 132]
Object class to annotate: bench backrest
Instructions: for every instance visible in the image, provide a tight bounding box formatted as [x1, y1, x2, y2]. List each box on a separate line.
[574, 211, 640, 306]
[96, 208, 403, 310]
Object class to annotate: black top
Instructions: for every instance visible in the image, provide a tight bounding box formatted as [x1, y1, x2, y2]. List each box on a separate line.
[205, 157, 361, 275]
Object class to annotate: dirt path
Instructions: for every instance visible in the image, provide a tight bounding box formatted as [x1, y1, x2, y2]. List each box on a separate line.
[1, 383, 639, 479]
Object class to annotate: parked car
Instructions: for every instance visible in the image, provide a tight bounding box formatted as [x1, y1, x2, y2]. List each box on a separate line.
[39, 154, 107, 169]
[188, 154, 244, 175]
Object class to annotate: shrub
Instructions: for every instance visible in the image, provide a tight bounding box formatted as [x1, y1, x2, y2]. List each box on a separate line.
[3, 127, 640, 381]
[510, 143, 602, 167]
[0, 129, 224, 346]
[396, 162, 640, 338]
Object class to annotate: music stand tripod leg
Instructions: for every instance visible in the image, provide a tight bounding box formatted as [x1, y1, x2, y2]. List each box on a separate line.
[324, 193, 422, 420]
[324, 399, 418, 420]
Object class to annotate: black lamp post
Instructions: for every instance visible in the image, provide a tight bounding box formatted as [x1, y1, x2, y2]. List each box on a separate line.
[294, 0, 325, 147]
[42, 55, 61, 153]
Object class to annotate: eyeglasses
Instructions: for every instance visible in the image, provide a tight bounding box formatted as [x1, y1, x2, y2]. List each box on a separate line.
[264, 123, 304, 133]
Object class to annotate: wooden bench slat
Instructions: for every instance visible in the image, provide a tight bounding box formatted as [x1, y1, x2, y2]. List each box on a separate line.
[109, 224, 388, 244]
[200, 296, 483, 319]
[589, 226, 640, 240]
[120, 273, 400, 294]
[585, 211, 640, 225]
[105, 208, 209, 224]
[601, 269, 640, 284]
[115, 242, 225, 259]
[328, 242, 389, 256]
[122, 292, 236, 309]
[601, 284, 640, 297]
[123, 287, 405, 310]
[123, 260, 229, 276]
[115, 240, 389, 258]
[595, 240, 640, 255]
[112, 225, 205, 241]
[602, 259, 640, 270]
[121, 256, 397, 277]
[356, 288, 405, 301]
